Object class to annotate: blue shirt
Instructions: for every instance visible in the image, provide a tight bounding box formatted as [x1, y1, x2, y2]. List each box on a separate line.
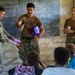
[42, 67, 75, 75]
[67, 56, 75, 70]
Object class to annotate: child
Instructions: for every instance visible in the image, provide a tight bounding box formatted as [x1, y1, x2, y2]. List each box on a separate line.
[66, 43, 75, 69]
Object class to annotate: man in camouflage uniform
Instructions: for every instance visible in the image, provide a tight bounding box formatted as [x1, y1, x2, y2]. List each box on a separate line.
[63, 7, 75, 45]
[0, 6, 17, 73]
[16, 3, 44, 64]
[0, 6, 6, 73]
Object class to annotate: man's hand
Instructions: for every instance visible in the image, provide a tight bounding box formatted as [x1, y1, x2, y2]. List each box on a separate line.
[9, 38, 21, 45]
[63, 27, 75, 34]
[16, 20, 24, 31]
[66, 29, 74, 33]
[16, 42, 24, 52]
[33, 36, 39, 42]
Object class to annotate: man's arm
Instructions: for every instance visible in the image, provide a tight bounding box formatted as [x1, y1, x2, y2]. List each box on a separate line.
[16, 20, 23, 31]
[63, 19, 75, 34]
[38, 25, 45, 38]
[4, 29, 21, 45]
[39, 60, 46, 69]
[16, 16, 24, 31]
[3, 29, 14, 40]
[63, 27, 74, 34]
[33, 25, 44, 42]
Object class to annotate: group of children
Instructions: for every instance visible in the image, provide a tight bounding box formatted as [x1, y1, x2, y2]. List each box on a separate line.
[8, 43, 75, 75]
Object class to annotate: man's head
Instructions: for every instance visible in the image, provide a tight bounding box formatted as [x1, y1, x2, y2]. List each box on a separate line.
[54, 47, 69, 66]
[26, 51, 40, 66]
[71, 7, 75, 17]
[0, 6, 5, 19]
[26, 3, 35, 17]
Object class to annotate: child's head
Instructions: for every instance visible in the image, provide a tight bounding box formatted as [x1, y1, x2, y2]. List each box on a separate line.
[26, 51, 40, 66]
[54, 47, 69, 66]
[66, 43, 75, 58]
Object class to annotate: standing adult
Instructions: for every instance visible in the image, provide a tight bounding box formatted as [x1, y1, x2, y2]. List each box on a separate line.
[16, 3, 44, 63]
[0, 5, 5, 73]
[63, 7, 75, 45]
[0, 6, 17, 73]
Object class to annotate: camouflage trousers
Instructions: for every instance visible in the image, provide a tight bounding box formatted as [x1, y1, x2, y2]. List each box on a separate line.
[0, 44, 4, 73]
[66, 37, 75, 45]
[18, 38, 40, 64]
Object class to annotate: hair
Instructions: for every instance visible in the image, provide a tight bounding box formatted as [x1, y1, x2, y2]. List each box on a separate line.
[54, 47, 69, 65]
[0, 6, 5, 12]
[66, 43, 75, 58]
[26, 51, 40, 66]
[27, 3, 35, 9]
[72, 7, 75, 9]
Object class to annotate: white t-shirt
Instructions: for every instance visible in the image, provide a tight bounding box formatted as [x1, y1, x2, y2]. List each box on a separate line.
[42, 67, 75, 75]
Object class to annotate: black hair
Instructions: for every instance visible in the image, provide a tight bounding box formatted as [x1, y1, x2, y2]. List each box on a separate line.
[27, 3, 35, 9]
[27, 51, 40, 66]
[54, 47, 69, 65]
[72, 7, 75, 9]
[0, 6, 5, 12]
